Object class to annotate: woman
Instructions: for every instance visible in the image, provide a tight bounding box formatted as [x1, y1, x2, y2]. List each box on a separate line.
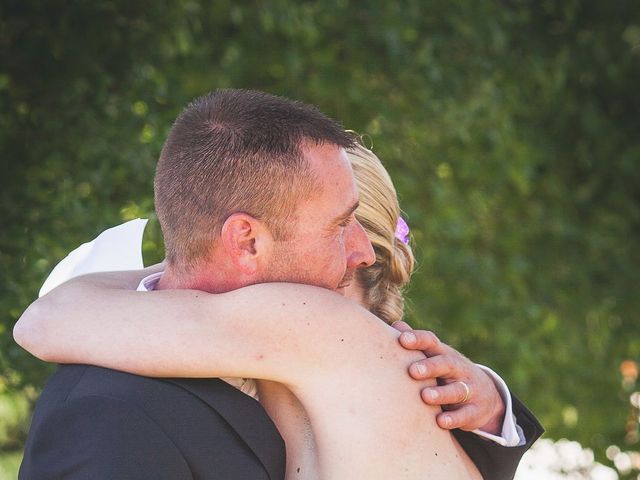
[16, 144, 482, 479]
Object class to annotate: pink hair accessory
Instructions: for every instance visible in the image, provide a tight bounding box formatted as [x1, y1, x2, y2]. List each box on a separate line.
[395, 217, 410, 245]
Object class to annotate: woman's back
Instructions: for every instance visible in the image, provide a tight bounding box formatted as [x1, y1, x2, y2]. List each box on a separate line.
[248, 286, 482, 480]
[16, 276, 482, 479]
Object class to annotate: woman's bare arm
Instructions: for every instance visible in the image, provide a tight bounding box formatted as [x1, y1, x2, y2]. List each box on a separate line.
[14, 269, 428, 386]
[14, 270, 481, 479]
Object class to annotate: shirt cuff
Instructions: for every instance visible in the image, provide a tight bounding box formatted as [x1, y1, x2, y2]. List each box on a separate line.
[471, 364, 526, 447]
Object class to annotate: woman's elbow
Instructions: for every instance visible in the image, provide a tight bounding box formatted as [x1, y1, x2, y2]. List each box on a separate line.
[13, 301, 54, 361]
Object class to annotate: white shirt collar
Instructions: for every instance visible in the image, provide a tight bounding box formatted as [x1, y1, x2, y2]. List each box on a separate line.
[137, 271, 164, 292]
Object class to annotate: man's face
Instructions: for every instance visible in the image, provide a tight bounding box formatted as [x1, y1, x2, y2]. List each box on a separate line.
[265, 143, 375, 292]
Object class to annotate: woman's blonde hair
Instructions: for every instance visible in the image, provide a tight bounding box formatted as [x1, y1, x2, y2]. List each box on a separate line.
[347, 143, 415, 324]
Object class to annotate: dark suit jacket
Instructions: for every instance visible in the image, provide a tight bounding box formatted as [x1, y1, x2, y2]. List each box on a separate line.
[19, 365, 286, 479]
[20, 364, 542, 479]
[453, 394, 544, 480]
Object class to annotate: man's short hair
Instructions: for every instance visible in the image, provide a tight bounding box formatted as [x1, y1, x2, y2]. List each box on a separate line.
[154, 89, 354, 269]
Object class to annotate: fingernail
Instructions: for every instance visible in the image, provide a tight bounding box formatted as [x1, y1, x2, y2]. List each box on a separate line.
[426, 388, 438, 401]
[415, 364, 427, 377]
[402, 332, 416, 345]
[442, 415, 452, 427]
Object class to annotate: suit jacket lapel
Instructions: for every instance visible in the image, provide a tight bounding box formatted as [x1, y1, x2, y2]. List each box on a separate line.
[165, 378, 286, 480]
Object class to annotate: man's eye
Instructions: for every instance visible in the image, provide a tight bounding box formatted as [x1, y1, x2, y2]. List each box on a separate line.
[339, 217, 353, 228]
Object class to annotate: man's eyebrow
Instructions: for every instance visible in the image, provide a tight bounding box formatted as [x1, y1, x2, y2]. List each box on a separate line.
[335, 201, 359, 222]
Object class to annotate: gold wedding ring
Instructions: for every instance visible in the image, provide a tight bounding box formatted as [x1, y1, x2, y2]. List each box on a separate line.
[458, 381, 471, 403]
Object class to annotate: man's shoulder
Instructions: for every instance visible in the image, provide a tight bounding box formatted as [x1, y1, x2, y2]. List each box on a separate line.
[40, 364, 180, 403]
[37, 364, 269, 426]
[24, 365, 286, 479]
[21, 367, 196, 480]
[29, 365, 243, 457]
[29, 365, 177, 433]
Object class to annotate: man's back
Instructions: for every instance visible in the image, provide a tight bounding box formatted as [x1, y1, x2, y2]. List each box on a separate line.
[20, 365, 285, 479]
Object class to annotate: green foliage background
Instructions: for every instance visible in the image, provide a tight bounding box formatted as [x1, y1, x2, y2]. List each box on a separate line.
[1, 0, 639, 475]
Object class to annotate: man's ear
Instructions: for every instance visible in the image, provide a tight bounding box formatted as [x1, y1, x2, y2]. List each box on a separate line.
[220, 213, 272, 275]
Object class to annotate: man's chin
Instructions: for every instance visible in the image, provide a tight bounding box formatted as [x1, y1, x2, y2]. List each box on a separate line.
[336, 272, 353, 293]
[334, 285, 349, 296]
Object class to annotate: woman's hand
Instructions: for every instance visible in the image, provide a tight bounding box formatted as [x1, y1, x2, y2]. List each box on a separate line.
[392, 321, 506, 435]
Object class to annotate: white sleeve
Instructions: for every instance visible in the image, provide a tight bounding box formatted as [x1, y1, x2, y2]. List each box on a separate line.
[471, 364, 526, 447]
[39, 219, 148, 297]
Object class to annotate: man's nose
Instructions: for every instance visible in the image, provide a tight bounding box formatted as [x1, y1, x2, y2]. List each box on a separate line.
[346, 221, 375, 269]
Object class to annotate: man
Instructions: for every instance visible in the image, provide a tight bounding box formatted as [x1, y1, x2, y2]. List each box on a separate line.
[19, 89, 542, 478]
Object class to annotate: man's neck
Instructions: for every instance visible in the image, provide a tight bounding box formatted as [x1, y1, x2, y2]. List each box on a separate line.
[156, 262, 253, 293]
